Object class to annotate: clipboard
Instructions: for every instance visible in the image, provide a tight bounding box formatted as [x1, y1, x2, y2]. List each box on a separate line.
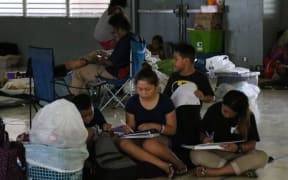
[181, 140, 245, 150]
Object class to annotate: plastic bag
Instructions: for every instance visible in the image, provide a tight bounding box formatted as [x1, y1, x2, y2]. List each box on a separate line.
[215, 82, 260, 102]
[171, 83, 200, 108]
[155, 69, 169, 93]
[29, 99, 88, 148]
[215, 82, 260, 122]
[93, 10, 113, 42]
[206, 55, 235, 72]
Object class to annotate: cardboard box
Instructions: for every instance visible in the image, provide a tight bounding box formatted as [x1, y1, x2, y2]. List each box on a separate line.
[194, 13, 223, 30]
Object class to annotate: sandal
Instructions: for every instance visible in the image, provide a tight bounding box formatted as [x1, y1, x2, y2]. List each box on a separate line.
[192, 166, 207, 177]
[242, 170, 258, 178]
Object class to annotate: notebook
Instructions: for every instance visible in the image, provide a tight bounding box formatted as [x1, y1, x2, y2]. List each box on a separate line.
[182, 140, 245, 150]
[120, 129, 160, 139]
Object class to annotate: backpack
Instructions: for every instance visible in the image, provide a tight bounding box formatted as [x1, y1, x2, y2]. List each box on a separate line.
[94, 132, 137, 180]
[0, 118, 26, 180]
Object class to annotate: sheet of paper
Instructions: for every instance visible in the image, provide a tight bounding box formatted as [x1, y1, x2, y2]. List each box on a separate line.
[182, 144, 223, 150]
[171, 83, 200, 108]
[181, 140, 245, 150]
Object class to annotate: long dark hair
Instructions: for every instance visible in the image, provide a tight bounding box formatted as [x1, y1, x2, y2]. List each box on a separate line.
[134, 62, 159, 87]
[72, 94, 92, 111]
[109, 13, 131, 32]
[222, 90, 251, 139]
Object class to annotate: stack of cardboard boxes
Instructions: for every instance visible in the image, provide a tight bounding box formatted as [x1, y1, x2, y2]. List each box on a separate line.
[187, 1, 224, 54]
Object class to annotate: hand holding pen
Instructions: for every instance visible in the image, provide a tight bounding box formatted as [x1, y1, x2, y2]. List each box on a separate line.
[120, 120, 134, 133]
[203, 131, 214, 143]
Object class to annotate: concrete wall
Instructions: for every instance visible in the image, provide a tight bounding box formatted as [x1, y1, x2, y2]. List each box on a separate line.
[0, 0, 286, 68]
[0, 17, 99, 65]
[263, 0, 282, 59]
[223, 0, 263, 68]
[280, 0, 288, 29]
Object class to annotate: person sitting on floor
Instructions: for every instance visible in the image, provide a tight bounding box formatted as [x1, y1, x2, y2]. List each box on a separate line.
[67, 13, 132, 95]
[190, 90, 268, 177]
[270, 30, 288, 84]
[147, 35, 165, 59]
[163, 43, 214, 167]
[118, 63, 187, 178]
[72, 93, 112, 178]
[262, 30, 288, 88]
[72, 94, 112, 143]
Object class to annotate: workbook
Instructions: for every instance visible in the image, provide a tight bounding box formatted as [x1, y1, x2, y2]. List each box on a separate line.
[181, 140, 245, 150]
[120, 129, 160, 139]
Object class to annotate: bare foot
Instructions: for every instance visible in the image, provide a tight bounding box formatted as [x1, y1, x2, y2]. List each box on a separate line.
[192, 166, 206, 177]
[160, 163, 174, 178]
[174, 161, 188, 175]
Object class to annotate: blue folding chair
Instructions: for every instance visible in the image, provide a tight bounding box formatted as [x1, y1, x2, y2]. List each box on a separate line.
[28, 47, 72, 103]
[27, 47, 76, 125]
[96, 34, 146, 111]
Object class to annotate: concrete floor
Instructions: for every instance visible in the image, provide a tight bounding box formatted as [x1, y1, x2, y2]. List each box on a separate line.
[0, 89, 287, 179]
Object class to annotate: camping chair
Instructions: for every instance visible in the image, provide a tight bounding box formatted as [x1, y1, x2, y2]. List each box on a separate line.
[28, 47, 101, 111]
[95, 34, 146, 111]
[28, 47, 72, 103]
[26, 47, 77, 126]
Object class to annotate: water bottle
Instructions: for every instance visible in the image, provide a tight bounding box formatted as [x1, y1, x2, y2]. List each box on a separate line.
[208, 61, 216, 89]
[208, 61, 214, 77]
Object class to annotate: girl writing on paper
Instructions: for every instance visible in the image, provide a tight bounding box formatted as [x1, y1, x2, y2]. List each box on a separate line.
[118, 63, 187, 178]
[190, 90, 268, 177]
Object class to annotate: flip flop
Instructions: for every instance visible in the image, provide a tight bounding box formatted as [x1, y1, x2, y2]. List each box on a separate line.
[242, 170, 258, 178]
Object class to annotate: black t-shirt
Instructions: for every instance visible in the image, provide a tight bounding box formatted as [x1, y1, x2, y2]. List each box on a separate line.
[85, 108, 107, 129]
[163, 70, 214, 145]
[201, 102, 260, 142]
[125, 94, 175, 129]
[106, 33, 131, 77]
[163, 70, 214, 102]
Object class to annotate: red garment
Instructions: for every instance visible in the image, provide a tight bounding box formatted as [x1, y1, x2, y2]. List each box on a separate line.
[99, 39, 117, 50]
[117, 65, 129, 79]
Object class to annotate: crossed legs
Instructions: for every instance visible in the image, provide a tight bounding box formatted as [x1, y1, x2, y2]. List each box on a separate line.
[118, 137, 186, 178]
[190, 150, 268, 177]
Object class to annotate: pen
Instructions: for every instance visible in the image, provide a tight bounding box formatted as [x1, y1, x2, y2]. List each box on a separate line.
[120, 120, 134, 133]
